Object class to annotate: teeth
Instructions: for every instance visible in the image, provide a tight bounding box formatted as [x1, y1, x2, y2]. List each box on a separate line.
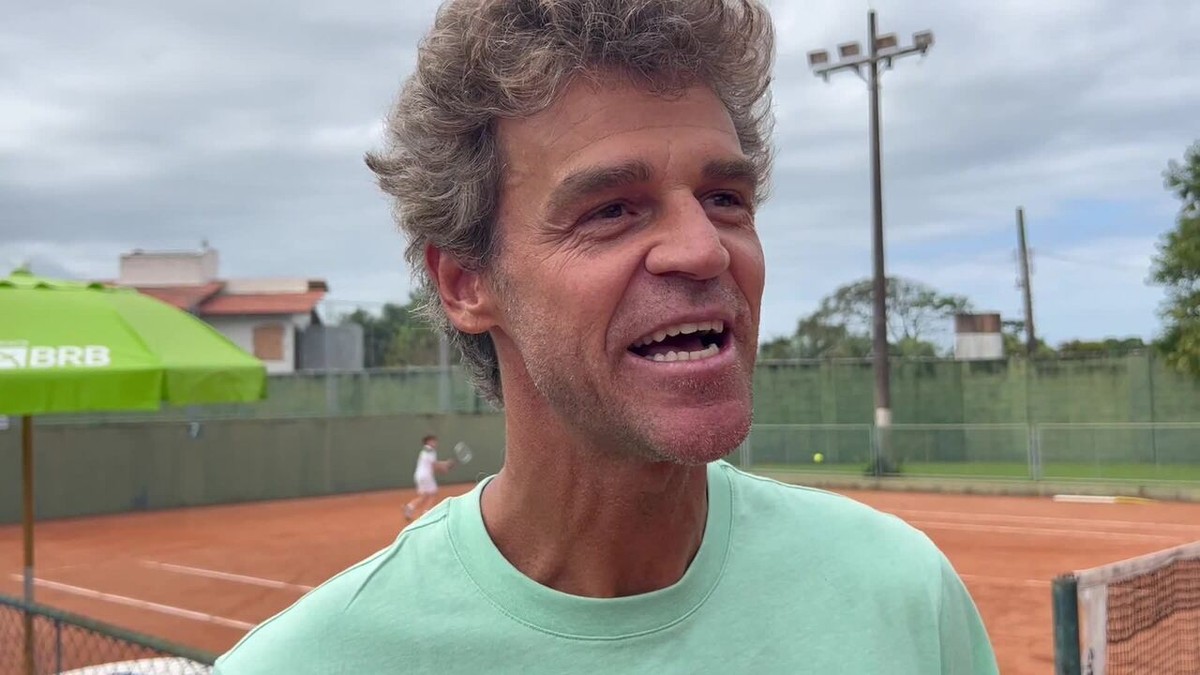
[642, 343, 720, 363]
[633, 320, 727, 348]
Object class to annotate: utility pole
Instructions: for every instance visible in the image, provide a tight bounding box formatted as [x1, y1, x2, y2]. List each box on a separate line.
[1016, 207, 1037, 356]
[808, 13, 934, 469]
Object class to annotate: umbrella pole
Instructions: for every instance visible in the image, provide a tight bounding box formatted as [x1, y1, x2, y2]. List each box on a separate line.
[22, 415, 33, 603]
[22, 415, 35, 675]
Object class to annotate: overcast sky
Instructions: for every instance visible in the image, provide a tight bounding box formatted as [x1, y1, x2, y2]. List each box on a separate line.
[3, 0, 1197, 346]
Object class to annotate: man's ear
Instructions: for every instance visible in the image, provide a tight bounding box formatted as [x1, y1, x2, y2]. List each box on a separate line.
[425, 244, 498, 334]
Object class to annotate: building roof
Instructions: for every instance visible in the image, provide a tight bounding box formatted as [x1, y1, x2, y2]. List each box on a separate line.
[199, 290, 326, 316]
[97, 278, 327, 317]
[135, 282, 224, 311]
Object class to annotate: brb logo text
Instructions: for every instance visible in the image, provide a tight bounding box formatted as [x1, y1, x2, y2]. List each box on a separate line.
[0, 342, 112, 369]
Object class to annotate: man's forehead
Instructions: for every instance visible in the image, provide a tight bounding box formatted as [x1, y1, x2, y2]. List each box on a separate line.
[497, 79, 742, 185]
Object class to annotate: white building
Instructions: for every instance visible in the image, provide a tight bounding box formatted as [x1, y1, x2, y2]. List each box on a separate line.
[109, 247, 328, 374]
[954, 312, 1005, 361]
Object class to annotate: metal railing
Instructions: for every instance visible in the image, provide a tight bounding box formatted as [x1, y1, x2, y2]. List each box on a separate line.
[0, 594, 215, 675]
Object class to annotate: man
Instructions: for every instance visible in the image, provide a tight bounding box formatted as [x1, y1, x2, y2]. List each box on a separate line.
[216, 1, 998, 673]
[404, 434, 454, 520]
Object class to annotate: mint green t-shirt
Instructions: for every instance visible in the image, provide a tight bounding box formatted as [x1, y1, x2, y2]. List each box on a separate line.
[215, 462, 998, 674]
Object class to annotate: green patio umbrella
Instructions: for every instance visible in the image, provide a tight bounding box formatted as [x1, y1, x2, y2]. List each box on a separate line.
[0, 268, 267, 611]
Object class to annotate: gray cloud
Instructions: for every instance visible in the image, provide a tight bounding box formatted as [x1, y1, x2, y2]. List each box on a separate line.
[2, 0, 1195, 347]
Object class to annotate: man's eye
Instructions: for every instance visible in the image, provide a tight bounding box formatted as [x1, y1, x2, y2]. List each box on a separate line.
[707, 192, 744, 208]
[591, 203, 628, 220]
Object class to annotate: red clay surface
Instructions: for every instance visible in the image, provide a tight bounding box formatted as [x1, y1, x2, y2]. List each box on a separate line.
[3, 483, 1199, 675]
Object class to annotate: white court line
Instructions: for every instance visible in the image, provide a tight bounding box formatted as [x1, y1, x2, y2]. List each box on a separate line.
[887, 508, 1200, 535]
[960, 574, 1050, 588]
[142, 560, 314, 593]
[905, 519, 1183, 544]
[9, 575, 254, 631]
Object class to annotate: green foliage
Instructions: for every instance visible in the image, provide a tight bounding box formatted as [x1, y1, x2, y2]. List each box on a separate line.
[1000, 320, 1055, 357]
[761, 277, 970, 359]
[1152, 141, 1200, 376]
[341, 294, 447, 367]
[1057, 337, 1147, 357]
[814, 277, 973, 346]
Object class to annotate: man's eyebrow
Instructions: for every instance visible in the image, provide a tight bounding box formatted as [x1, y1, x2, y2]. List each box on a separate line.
[702, 157, 759, 191]
[544, 160, 654, 218]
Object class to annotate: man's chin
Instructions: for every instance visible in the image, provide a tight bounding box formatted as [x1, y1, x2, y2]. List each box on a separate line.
[642, 402, 753, 465]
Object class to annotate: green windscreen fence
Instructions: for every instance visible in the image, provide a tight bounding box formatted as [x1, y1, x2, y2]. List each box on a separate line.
[2, 353, 1197, 523]
[27, 353, 1200, 424]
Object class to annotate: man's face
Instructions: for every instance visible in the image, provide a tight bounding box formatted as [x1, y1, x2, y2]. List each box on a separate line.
[486, 77, 765, 464]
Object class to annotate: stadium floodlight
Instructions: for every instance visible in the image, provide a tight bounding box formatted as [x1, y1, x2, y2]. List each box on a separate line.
[913, 30, 935, 51]
[806, 10, 935, 470]
[874, 33, 899, 51]
[838, 42, 862, 59]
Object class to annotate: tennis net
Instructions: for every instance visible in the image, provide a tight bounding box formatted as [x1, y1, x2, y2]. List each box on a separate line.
[1052, 540, 1200, 675]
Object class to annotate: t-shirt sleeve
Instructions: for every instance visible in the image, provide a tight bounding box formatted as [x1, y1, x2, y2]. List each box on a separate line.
[937, 555, 1000, 675]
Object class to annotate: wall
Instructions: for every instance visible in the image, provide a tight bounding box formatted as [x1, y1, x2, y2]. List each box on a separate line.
[223, 278, 310, 294]
[117, 249, 217, 286]
[0, 413, 506, 524]
[206, 314, 311, 374]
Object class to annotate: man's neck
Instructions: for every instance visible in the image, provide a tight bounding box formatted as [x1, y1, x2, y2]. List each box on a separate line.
[479, 420, 710, 599]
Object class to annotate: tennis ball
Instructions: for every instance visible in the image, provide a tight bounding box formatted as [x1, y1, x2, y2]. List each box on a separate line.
[813, 453, 824, 464]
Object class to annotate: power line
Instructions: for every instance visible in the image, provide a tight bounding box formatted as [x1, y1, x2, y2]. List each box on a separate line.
[1037, 252, 1146, 272]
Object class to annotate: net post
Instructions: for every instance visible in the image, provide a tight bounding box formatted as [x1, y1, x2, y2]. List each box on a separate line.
[1052, 574, 1082, 675]
[23, 607, 35, 675]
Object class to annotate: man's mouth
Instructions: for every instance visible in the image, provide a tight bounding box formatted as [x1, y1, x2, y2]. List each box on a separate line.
[627, 320, 729, 362]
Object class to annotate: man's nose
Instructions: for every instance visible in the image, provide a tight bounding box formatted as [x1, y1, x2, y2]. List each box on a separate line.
[644, 196, 731, 281]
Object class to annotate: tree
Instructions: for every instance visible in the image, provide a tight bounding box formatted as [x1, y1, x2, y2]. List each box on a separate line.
[1001, 319, 1054, 357]
[811, 277, 972, 347]
[1058, 337, 1146, 357]
[761, 277, 971, 359]
[341, 294, 447, 367]
[758, 317, 871, 360]
[1151, 141, 1200, 376]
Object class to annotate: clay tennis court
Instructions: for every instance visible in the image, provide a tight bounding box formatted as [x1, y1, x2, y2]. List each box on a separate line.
[3, 480, 1199, 675]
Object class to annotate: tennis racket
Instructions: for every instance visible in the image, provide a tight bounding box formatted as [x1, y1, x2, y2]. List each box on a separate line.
[453, 441, 474, 464]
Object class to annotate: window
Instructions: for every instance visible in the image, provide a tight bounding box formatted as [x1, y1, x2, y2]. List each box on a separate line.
[253, 323, 285, 361]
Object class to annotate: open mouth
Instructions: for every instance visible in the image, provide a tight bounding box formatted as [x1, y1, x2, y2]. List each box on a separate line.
[627, 320, 729, 362]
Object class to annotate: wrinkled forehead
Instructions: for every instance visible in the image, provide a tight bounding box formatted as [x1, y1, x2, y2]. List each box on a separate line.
[495, 77, 744, 190]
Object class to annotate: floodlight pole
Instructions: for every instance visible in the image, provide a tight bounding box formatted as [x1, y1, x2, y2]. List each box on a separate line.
[866, 11, 889, 438]
[808, 11, 933, 471]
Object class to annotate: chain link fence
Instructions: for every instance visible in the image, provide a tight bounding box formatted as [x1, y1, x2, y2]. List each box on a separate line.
[739, 422, 1200, 483]
[0, 594, 215, 675]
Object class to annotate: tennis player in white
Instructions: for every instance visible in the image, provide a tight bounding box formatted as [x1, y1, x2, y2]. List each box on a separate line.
[404, 434, 454, 521]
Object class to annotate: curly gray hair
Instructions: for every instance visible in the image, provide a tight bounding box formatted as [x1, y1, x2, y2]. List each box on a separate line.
[366, 0, 776, 405]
